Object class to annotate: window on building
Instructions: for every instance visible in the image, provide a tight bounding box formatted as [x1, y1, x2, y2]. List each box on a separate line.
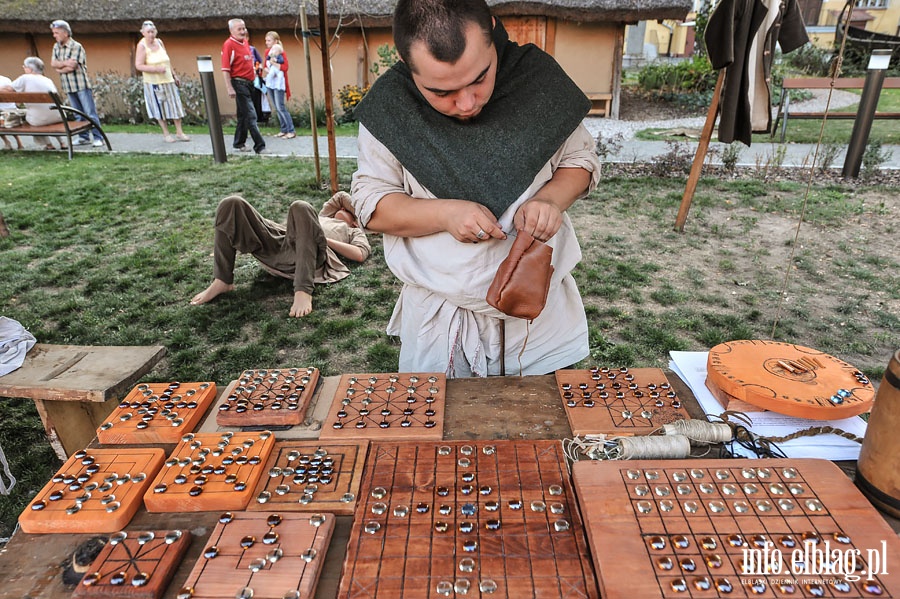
[855, 0, 888, 8]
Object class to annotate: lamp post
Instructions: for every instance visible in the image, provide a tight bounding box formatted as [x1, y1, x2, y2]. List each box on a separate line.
[197, 55, 227, 164]
[842, 49, 892, 178]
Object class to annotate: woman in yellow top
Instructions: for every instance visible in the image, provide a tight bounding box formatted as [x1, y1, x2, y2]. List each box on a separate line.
[135, 20, 189, 143]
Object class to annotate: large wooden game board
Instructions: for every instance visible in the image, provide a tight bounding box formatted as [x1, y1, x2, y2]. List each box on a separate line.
[556, 367, 690, 435]
[707, 340, 876, 419]
[319, 373, 446, 441]
[178, 511, 335, 599]
[96, 382, 217, 445]
[72, 529, 191, 599]
[216, 368, 320, 428]
[249, 441, 369, 516]
[572, 458, 900, 599]
[338, 440, 598, 598]
[143, 431, 276, 513]
[19, 448, 165, 534]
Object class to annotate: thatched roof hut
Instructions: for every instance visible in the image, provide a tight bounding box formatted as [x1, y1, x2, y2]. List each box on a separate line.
[0, 0, 691, 33]
[0, 0, 692, 119]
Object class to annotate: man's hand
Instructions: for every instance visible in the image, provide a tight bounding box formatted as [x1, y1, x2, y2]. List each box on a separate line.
[513, 198, 563, 242]
[364, 194, 506, 243]
[226, 86, 236, 99]
[440, 201, 506, 244]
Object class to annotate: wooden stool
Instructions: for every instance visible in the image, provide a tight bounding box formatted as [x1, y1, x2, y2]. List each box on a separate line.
[0, 344, 166, 459]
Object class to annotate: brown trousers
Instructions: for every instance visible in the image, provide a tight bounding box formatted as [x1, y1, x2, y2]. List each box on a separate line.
[213, 195, 327, 294]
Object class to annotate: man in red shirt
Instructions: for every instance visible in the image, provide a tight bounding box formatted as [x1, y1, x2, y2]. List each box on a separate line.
[221, 18, 266, 154]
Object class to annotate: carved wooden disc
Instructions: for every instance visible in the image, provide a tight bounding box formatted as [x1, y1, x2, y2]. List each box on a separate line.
[706, 340, 875, 419]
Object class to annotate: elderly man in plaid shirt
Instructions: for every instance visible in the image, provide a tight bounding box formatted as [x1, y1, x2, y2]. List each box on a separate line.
[49, 19, 104, 147]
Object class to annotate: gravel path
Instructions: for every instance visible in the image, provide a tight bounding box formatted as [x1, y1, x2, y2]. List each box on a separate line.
[583, 88, 861, 141]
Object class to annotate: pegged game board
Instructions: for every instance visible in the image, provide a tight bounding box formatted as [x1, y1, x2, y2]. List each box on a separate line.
[572, 458, 900, 599]
[20, 448, 165, 534]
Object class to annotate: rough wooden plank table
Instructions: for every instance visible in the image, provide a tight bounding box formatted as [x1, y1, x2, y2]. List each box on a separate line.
[0, 344, 166, 459]
[1, 372, 895, 599]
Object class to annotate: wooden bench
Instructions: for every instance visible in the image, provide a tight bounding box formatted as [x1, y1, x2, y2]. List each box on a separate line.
[0, 344, 166, 459]
[586, 92, 613, 117]
[772, 76, 900, 141]
[0, 90, 111, 159]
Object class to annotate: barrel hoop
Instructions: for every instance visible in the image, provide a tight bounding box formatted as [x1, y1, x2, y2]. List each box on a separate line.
[885, 363, 900, 390]
[856, 471, 900, 512]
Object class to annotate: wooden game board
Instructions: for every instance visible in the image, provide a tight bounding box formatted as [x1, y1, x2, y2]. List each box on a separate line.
[318, 373, 446, 441]
[572, 458, 900, 599]
[249, 441, 368, 516]
[707, 340, 876, 419]
[72, 529, 191, 599]
[216, 368, 320, 428]
[178, 511, 335, 599]
[556, 367, 690, 435]
[143, 431, 276, 513]
[19, 448, 165, 534]
[96, 381, 217, 445]
[338, 440, 598, 598]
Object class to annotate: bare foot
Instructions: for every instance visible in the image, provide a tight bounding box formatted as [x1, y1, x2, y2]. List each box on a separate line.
[289, 291, 313, 318]
[190, 279, 235, 305]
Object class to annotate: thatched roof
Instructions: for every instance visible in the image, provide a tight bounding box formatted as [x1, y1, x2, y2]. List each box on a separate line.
[0, 0, 692, 34]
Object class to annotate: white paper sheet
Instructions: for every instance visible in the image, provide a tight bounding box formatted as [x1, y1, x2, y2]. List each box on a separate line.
[669, 351, 866, 460]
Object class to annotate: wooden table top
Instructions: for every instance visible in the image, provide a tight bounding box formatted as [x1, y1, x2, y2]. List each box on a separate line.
[0, 344, 166, 402]
[1, 372, 895, 599]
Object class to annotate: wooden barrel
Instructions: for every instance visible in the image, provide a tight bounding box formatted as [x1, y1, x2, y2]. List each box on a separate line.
[856, 349, 900, 518]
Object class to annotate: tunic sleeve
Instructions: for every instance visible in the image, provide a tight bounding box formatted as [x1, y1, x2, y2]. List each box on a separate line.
[350, 124, 408, 228]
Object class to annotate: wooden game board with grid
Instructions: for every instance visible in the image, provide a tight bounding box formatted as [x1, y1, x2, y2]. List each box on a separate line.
[216, 368, 320, 427]
[19, 448, 165, 534]
[72, 529, 190, 599]
[248, 441, 368, 516]
[178, 511, 335, 599]
[338, 440, 598, 598]
[555, 367, 690, 435]
[572, 458, 900, 599]
[318, 373, 446, 441]
[96, 382, 217, 445]
[143, 431, 276, 513]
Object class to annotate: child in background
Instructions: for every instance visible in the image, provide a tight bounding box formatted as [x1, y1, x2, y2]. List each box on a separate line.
[264, 44, 295, 139]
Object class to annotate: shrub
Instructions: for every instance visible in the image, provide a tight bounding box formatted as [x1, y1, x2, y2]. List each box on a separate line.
[92, 71, 207, 126]
[784, 43, 833, 76]
[291, 96, 329, 129]
[336, 84, 369, 124]
[637, 55, 717, 94]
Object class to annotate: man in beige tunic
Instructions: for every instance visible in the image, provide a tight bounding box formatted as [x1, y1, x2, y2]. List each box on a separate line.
[190, 192, 370, 317]
[351, 0, 600, 376]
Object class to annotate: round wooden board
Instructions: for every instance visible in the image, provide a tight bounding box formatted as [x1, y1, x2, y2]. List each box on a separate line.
[706, 340, 875, 419]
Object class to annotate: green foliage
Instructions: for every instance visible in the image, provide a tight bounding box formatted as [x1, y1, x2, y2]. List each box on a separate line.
[637, 55, 717, 94]
[635, 55, 718, 110]
[92, 71, 207, 126]
[292, 95, 329, 129]
[695, 0, 713, 57]
[784, 43, 834, 76]
[370, 44, 400, 77]
[862, 139, 894, 179]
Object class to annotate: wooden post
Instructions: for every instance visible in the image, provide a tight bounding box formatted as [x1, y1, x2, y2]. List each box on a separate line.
[300, 4, 322, 187]
[674, 69, 725, 232]
[318, 0, 339, 194]
[0, 212, 8, 238]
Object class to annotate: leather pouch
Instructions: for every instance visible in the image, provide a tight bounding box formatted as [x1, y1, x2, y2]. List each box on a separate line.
[486, 229, 554, 320]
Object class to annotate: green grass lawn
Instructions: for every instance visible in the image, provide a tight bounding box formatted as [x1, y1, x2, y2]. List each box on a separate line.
[0, 154, 897, 540]
[101, 121, 360, 137]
